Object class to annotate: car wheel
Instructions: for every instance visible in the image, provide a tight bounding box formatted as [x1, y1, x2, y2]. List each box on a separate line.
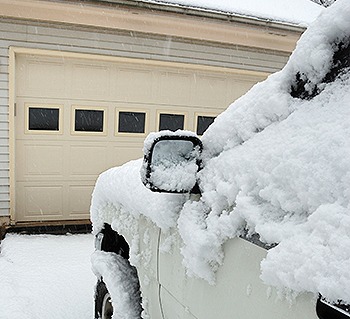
[95, 279, 113, 319]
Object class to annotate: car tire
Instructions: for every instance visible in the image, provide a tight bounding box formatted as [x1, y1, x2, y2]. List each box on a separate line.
[95, 279, 113, 319]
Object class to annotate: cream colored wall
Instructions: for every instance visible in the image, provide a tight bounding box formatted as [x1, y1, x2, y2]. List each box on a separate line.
[0, 0, 303, 53]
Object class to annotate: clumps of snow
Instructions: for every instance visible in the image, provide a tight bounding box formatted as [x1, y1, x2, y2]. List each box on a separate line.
[159, 232, 176, 253]
[142, 130, 198, 156]
[187, 71, 350, 295]
[201, 0, 350, 161]
[92, 251, 142, 319]
[177, 200, 244, 283]
[284, 0, 350, 90]
[201, 72, 294, 160]
[141, 130, 201, 192]
[261, 203, 350, 304]
[186, 0, 350, 302]
[91, 158, 186, 234]
[90, 158, 187, 279]
[91, 0, 350, 305]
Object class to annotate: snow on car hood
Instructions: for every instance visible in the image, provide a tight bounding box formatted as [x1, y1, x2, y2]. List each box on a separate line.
[91, 159, 186, 231]
[91, 0, 350, 304]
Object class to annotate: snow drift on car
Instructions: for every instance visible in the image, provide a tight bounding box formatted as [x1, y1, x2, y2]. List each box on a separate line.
[91, 0, 350, 305]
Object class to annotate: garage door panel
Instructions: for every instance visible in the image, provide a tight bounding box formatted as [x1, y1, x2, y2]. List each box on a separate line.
[69, 145, 108, 176]
[67, 184, 93, 218]
[228, 79, 256, 101]
[14, 52, 265, 222]
[71, 63, 109, 99]
[116, 68, 153, 102]
[15, 142, 64, 180]
[110, 145, 143, 167]
[21, 59, 65, 96]
[157, 72, 192, 105]
[24, 144, 64, 177]
[18, 184, 64, 219]
[193, 74, 227, 106]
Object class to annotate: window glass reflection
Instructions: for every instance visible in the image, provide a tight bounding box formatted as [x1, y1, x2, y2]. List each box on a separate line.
[196, 115, 215, 135]
[28, 107, 59, 131]
[118, 111, 146, 133]
[159, 113, 184, 131]
[75, 109, 104, 132]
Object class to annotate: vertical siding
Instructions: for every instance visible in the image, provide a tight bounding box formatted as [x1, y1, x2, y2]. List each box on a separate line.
[0, 18, 291, 218]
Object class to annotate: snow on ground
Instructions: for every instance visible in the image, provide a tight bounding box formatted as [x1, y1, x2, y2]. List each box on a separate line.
[91, 0, 350, 305]
[142, 0, 323, 26]
[0, 233, 95, 319]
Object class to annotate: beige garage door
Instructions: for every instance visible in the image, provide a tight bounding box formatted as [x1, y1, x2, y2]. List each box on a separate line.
[13, 50, 266, 223]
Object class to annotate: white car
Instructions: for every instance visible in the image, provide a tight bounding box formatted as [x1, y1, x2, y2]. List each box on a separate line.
[91, 1, 350, 319]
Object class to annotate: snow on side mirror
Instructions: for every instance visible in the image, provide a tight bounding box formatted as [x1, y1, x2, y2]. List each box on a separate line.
[141, 132, 202, 193]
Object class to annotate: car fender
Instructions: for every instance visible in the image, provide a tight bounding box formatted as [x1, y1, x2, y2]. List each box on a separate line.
[159, 230, 318, 319]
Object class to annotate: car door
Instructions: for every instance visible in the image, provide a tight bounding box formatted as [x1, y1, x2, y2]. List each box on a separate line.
[158, 229, 319, 319]
[135, 215, 164, 318]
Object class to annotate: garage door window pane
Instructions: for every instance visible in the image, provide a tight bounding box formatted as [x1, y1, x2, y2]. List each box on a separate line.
[29, 107, 59, 131]
[197, 116, 215, 135]
[118, 111, 146, 133]
[159, 113, 184, 131]
[75, 109, 104, 132]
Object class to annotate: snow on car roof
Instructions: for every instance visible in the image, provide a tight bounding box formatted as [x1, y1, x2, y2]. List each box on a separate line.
[138, 0, 323, 26]
[91, 0, 350, 305]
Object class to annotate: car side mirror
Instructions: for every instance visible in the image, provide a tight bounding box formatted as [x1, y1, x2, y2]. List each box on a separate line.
[141, 133, 203, 193]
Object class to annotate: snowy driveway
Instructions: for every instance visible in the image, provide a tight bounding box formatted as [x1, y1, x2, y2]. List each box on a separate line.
[0, 233, 95, 319]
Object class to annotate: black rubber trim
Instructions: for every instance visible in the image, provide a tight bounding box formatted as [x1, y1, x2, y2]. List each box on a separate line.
[316, 296, 350, 319]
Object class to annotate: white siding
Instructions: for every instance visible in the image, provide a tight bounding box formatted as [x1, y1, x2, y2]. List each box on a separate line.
[0, 46, 9, 216]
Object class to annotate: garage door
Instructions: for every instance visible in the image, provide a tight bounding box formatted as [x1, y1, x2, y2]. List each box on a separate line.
[13, 50, 266, 223]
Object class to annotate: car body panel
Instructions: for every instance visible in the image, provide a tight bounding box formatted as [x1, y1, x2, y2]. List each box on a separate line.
[159, 230, 318, 319]
[91, 3, 350, 317]
[115, 214, 164, 318]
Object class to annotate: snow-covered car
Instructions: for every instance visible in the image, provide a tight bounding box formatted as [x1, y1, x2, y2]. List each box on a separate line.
[91, 1, 350, 318]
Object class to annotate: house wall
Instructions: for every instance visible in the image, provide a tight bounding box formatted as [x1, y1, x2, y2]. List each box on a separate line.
[0, 0, 303, 223]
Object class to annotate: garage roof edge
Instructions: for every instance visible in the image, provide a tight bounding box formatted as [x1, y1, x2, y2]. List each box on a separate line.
[91, 0, 307, 33]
